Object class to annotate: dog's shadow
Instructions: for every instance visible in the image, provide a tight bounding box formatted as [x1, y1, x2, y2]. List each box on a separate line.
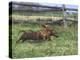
[16, 39, 49, 44]
[24, 40, 47, 43]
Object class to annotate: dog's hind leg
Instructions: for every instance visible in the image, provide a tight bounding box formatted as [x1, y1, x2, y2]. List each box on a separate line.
[21, 39, 26, 43]
[16, 37, 22, 43]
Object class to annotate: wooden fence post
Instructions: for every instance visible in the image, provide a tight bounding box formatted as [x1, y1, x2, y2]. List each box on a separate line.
[62, 4, 67, 28]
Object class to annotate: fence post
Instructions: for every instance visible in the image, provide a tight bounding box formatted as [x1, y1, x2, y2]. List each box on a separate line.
[62, 4, 67, 28]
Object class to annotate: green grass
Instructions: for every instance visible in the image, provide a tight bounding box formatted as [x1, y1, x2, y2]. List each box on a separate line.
[10, 23, 78, 58]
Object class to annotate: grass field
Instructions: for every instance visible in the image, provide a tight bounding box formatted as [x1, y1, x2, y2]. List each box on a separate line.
[11, 14, 76, 21]
[11, 14, 63, 21]
[10, 23, 78, 58]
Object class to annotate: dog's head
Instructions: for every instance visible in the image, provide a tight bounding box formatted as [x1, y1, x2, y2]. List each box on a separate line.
[41, 24, 58, 37]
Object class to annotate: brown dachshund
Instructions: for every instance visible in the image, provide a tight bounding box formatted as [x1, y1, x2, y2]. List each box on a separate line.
[16, 24, 58, 43]
[16, 30, 50, 43]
